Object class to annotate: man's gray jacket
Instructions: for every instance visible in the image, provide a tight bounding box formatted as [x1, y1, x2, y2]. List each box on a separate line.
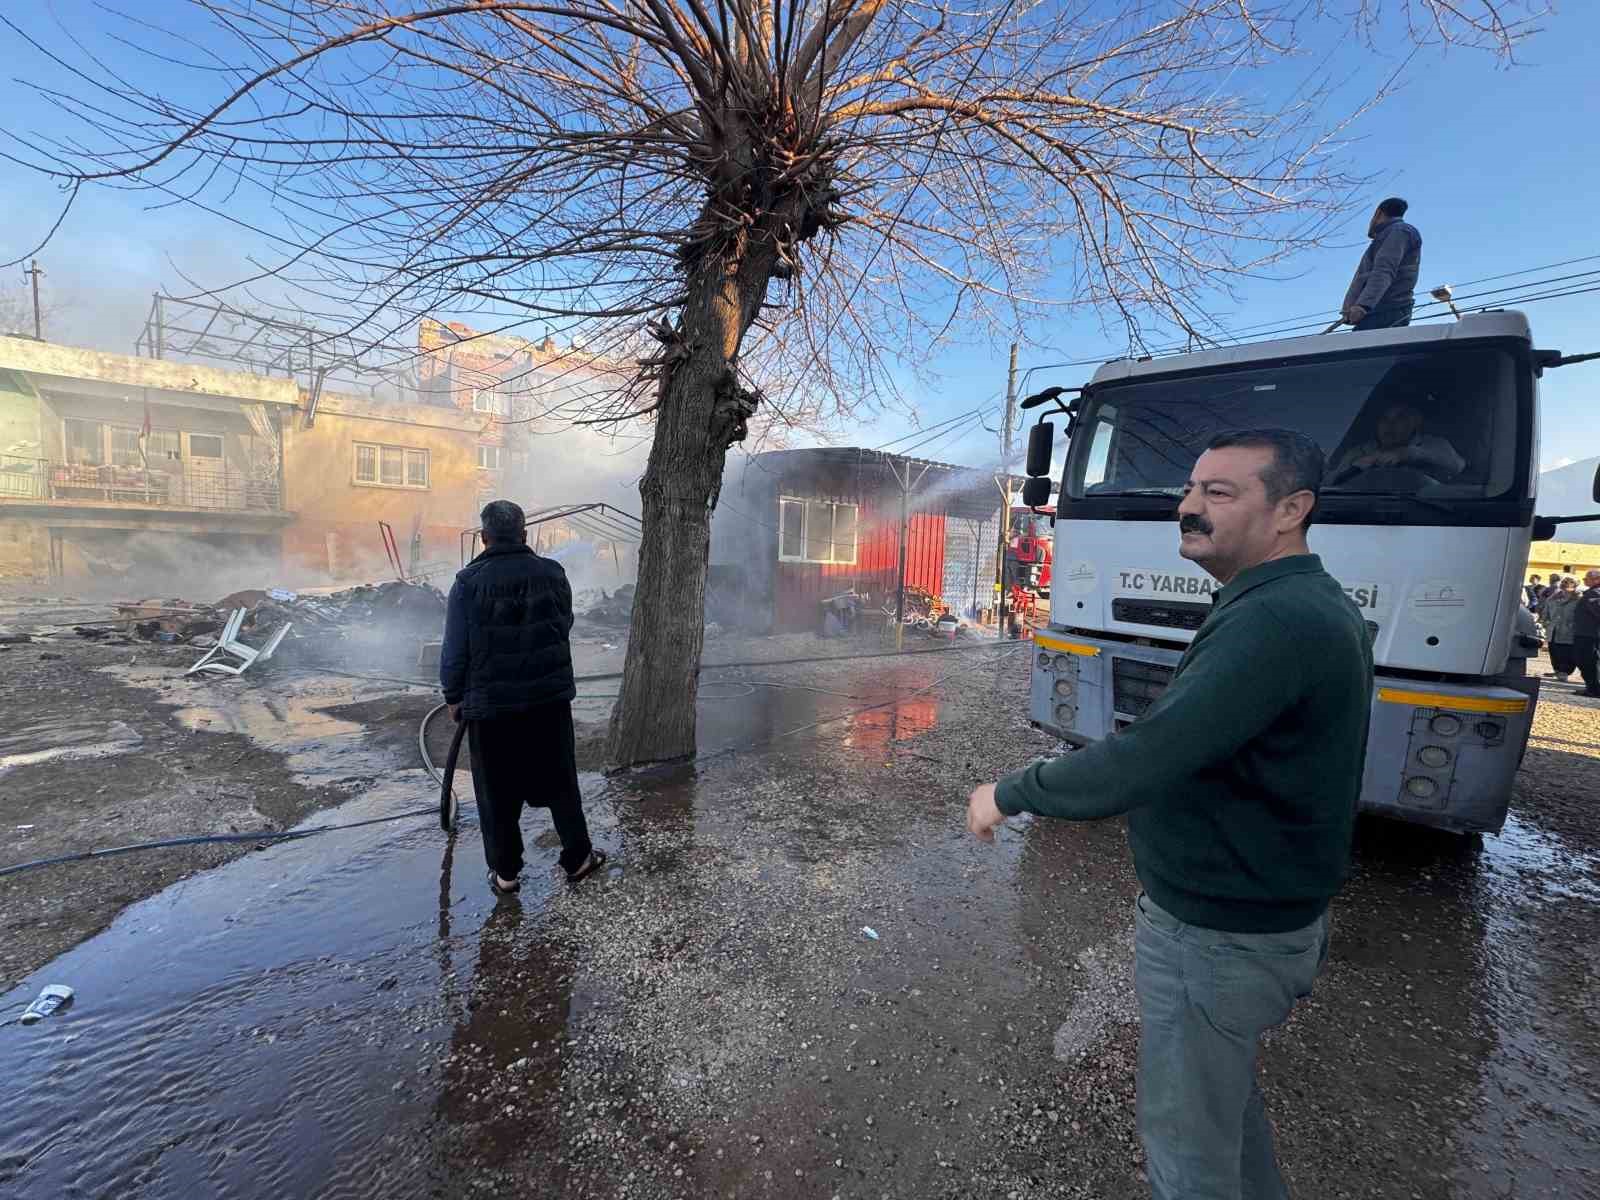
[1344, 219, 1422, 315]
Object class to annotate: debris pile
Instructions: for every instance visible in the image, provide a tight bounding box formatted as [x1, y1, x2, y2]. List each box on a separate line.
[118, 599, 223, 643]
[45, 581, 450, 675]
[240, 581, 447, 636]
[581, 584, 636, 628]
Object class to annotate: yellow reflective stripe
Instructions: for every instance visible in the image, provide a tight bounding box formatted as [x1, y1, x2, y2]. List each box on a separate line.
[1034, 634, 1100, 657]
[1376, 687, 1528, 714]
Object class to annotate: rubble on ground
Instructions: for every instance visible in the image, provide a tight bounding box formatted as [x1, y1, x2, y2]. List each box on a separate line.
[580, 583, 635, 627]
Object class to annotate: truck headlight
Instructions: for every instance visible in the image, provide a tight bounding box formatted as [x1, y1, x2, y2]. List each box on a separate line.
[1429, 713, 1463, 737]
[1037, 652, 1053, 670]
[1417, 745, 1450, 769]
[1054, 703, 1076, 725]
[1404, 776, 1438, 800]
[1053, 678, 1074, 697]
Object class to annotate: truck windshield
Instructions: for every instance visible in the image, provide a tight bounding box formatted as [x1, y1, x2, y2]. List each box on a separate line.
[1068, 347, 1520, 501]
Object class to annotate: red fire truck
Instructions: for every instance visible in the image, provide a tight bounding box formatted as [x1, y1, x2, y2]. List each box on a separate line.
[1005, 505, 1054, 626]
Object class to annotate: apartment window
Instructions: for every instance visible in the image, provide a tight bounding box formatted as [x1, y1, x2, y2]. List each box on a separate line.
[189, 433, 225, 461]
[111, 426, 189, 466]
[477, 444, 502, 470]
[64, 418, 104, 466]
[472, 387, 510, 417]
[354, 441, 429, 489]
[778, 497, 858, 564]
[406, 449, 428, 487]
[147, 430, 182, 462]
[110, 426, 143, 467]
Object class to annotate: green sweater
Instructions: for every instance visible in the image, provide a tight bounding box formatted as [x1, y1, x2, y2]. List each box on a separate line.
[997, 554, 1374, 933]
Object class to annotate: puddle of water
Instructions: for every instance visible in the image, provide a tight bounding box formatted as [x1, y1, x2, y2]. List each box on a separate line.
[104, 665, 410, 788]
[1480, 811, 1600, 903]
[0, 773, 622, 1198]
[0, 720, 143, 775]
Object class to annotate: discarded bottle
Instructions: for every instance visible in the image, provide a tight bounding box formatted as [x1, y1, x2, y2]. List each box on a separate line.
[19, 984, 74, 1025]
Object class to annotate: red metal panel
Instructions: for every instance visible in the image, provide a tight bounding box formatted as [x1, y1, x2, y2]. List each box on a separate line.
[766, 482, 960, 632]
[904, 512, 947, 595]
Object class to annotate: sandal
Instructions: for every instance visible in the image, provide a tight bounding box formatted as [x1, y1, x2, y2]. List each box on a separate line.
[487, 869, 521, 895]
[566, 849, 608, 883]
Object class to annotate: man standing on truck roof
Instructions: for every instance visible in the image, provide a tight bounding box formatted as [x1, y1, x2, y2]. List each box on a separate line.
[967, 429, 1373, 1200]
[1341, 197, 1422, 330]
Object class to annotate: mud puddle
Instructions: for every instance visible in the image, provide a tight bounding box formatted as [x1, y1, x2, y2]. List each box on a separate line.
[104, 665, 428, 788]
[0, 719, 143, 775]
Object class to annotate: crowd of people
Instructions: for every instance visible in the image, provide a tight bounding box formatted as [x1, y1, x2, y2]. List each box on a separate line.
[1525, 569, 1600, 696]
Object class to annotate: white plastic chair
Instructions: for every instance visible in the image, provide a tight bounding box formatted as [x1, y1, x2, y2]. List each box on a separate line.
[185, 609, 292, 677]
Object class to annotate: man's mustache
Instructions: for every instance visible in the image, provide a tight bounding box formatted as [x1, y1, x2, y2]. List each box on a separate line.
[1179, 515, 1212, 535]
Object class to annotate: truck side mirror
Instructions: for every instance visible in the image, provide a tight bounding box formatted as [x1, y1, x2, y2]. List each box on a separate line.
[1593, 461, 1600, 504]
[1021, 476, 1051, 507]
[1025, 421, 1054, 478]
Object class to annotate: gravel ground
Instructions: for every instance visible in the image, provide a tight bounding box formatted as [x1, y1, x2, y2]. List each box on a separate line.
[3, 638, 1598, 1198]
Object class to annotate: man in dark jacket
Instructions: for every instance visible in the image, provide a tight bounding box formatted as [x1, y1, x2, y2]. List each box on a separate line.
[1574, 569, 1600, 698]
[1342, 197, 1422, 330]
[968, 430, 1372, 1199]
[441, 499, 606, 892]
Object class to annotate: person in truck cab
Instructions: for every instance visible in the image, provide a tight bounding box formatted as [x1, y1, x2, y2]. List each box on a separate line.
[1330, 402, 1465, 485]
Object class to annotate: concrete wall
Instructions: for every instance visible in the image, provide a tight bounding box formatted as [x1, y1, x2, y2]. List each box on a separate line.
[280, 390, 482, 579]
[0, 518, 50, 582]
[0, 335, 299, 408]
[0, 370, 46, 579]
[0, 367, 43, 457]
[1529, 539, 1600, 578]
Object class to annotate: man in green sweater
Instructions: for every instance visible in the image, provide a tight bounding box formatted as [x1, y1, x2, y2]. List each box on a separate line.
[968, 428, 1373, 1200]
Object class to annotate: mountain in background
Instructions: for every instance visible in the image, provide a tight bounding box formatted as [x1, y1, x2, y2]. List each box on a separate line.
[1540, 456, 1600, 544]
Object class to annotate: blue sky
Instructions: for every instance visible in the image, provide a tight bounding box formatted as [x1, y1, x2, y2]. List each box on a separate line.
[2, 2, 1596, 476]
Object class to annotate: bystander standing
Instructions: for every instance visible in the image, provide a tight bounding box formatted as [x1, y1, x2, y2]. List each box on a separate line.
[967, 429, 1372, 1200]
[1573, 569, 1600, 698]
[1543, 577, 1581, 682]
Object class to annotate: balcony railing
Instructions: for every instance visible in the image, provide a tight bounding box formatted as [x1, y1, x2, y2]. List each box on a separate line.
[0, 456, 282, 513]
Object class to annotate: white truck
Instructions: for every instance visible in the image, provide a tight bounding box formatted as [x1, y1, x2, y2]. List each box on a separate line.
[1017, 311, 1600, 834]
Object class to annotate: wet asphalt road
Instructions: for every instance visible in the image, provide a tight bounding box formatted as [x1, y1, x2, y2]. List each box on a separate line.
[2, 647, 1598, 1199]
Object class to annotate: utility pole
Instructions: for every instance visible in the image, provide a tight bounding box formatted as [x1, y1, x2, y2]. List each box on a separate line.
[22, 260, 43, 339]
[894, 460, 910, 651]
[994, 342, 1018, 638]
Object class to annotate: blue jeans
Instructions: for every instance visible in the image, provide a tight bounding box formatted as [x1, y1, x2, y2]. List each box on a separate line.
[1134, 893, 1329, 1199]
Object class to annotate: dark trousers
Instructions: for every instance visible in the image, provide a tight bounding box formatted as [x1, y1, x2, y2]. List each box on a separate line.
[467, 701, 592, 877]
[1575, 635, 1600, 695]
[1549, 641, 1577, 676]
[1354, 301, 1413, 330]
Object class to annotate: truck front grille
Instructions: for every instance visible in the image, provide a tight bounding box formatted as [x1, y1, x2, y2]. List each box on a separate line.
[1111, 598, 1209, 631]
[1112, 657, 1174, 719]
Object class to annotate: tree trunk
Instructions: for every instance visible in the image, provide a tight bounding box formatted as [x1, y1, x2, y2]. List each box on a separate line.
[605, 234, 775, 767]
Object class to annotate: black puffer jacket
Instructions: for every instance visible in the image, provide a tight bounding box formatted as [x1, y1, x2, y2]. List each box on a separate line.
[439, 543, 576, 718]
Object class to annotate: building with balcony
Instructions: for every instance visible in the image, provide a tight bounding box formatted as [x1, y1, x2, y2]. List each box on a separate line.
[0, 335, 298, 583]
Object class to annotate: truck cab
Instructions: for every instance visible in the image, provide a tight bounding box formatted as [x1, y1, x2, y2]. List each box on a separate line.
[1026, 312, 1549, 834]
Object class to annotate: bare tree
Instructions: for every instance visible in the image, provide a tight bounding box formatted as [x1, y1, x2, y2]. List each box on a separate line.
[4, 0, 1543, 764]
[0, 285, 48, 339]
